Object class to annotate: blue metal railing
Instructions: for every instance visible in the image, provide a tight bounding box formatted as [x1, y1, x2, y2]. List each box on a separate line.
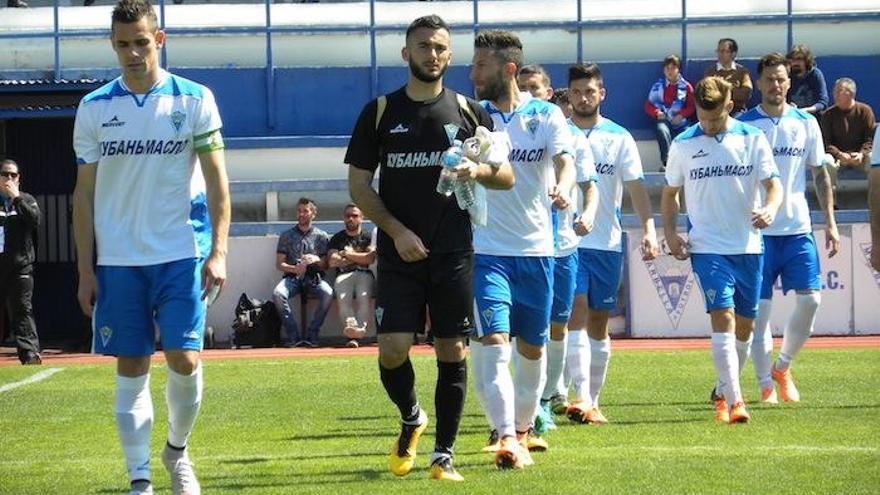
[2, 0, 879, 129]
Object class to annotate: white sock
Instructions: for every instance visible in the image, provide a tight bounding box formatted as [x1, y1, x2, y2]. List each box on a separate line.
[778, 292, 820, 369]
[116, 373, 154, 483]
[751, 299, 774, 388]
[711, 333, 742, 406]
[481, 343, 516, 438]
[514, 350, 546, 433]
[735, 336, 751, 374]
[542, 338, 566, 401]
[468, 340, 495, 430]
[166, 363, 203, 449]
[566, 330, 592, 406]
[589, 337, 611, 407]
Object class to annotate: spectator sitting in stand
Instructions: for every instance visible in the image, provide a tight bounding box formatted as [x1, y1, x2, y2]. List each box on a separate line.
[704, 38, 753, 116]
[645, 54, 695, 170]
[327, 204, 376, 348]
[820, 77, 875, 179]
[273, 197, 332, 348]
[787, 44, 830, 116]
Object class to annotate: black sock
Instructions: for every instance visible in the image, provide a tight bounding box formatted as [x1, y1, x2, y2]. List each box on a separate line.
[379, 358, 420, 423]
[434, 359, 467, 456]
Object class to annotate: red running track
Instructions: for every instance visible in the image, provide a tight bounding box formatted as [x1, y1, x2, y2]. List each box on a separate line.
[1, 336, 877, 367]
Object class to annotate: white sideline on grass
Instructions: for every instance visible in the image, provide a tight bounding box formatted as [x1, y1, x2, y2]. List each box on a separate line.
[0, 368, 63, 394]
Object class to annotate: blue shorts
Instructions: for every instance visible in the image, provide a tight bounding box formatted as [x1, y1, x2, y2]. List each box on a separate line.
[760, 233, 821, 299]
[691, 253, 763, 319]
[551, 252, 578, 324]
[574, 248, 623, 311]
[474, 255, 553, 346]
[92, 258, 206, 357]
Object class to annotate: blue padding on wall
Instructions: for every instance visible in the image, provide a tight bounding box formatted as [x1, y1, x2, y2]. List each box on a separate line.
[172, 55, 879, 142]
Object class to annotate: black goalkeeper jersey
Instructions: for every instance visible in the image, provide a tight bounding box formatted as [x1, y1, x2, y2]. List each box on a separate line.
[344, 87, 493, 263]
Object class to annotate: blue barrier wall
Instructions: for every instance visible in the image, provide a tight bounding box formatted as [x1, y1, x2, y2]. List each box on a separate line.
[177, 54, 880, 142]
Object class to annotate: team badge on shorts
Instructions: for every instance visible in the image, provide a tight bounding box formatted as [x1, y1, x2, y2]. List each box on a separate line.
[643, 244, 696, 328]
[170, 110, 186, 133]
[99, 326, 113, 347]
[375, 306, 384, 326]
[480, 308, 494, 327]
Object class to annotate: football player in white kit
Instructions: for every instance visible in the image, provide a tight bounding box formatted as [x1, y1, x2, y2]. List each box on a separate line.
[662, 76, 782, 424]
[515, 64, 599, 434]
[564, 63, 659, 424]
[739, 52, 839, 404]
[467, 30, 576, 469]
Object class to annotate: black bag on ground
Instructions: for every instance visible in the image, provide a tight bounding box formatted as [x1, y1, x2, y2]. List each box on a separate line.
[232, 293, 281, 348]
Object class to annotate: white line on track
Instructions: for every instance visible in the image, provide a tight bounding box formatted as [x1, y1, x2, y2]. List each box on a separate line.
[0, 368, 64, 394]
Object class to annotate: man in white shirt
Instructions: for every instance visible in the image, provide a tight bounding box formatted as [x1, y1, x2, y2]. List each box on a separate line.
[515, 64, 599, 435]
[739, 52, 839, 404]
[661, 76, 782, 425]
[72, 1, 230, 493]
[563, 63, 659, 425]
[468, 30, 575, 470]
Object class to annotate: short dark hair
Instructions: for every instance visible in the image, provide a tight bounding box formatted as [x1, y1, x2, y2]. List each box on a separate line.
[405, 15, 449, 41]
[474, 30, 523, 68]
[550, 88, 569, 105]
[568, 63, 604, 88]
[1, 158, 19, 173]
[112, 0, 158, 32]
[663, 54, 681, 69]
[518, 64, 551, 87]
[343, 203, 360, 213]
[297, 197, 317, 214]
[718, 38, 738, 54]
[787, 43, 815, 71]
[694, 76, 732, 111]
[757, 52, 789, 77]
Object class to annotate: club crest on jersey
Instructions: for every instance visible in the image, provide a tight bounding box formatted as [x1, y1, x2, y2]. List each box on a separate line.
[859, 242, 880, 289]
[99, 326, 113, 347]
[526, 117, 540, 139]
[644, 243, 696, 328]
[444, 123, 460, 145]
[170, 110, 186, 133]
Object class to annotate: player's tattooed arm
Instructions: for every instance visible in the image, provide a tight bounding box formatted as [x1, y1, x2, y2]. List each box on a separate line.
[660, 185, 689, 260]
[812, 165, 839, 257]
[349, 166, 428, 262]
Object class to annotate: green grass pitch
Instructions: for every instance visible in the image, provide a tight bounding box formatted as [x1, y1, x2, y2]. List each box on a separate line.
[1, 348, 878, 494]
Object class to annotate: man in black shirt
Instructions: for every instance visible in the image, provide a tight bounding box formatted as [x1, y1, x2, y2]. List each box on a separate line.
[327, 203, 375, 348]
[0, 159, 42, 365]
[345, 15, 514, 482]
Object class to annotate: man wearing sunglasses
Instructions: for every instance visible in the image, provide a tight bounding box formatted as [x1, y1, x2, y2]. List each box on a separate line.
[0, 158, 42, 365]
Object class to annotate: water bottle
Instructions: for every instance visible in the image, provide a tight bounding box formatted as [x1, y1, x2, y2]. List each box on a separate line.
[454, 174, 476, 210]
[436, 140, 463, 197]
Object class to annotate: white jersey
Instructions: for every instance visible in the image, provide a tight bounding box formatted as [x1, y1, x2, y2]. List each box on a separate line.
[556, 122, 598, 257]
[575, 117, 644, 253]
[665, 120, 779, 255]
[474, 93, 572, 257]
[739, 105, 824, 236]
[872, 125, 880, 167]
[74, 70, 223, 266]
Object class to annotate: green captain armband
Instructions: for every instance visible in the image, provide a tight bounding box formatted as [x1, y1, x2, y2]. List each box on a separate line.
[194, 129, 225, 153]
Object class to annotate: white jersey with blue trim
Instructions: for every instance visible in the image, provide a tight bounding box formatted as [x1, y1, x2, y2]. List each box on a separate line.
[873, 125, 880, 167]
[574, 117, 644, 253]
[73, 70, 222, 266]
[473, 92, 572, 257]
[739, 104, 824, 236]
[556, 122, 598, 257]
[665, 120, 779, 255]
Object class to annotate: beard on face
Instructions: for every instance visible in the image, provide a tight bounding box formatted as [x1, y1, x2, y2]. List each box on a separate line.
[572, 102, 598, 119]
[475, 68, 507, 101]
[790, 65, 804, 76]
[409, 58, 448, 83]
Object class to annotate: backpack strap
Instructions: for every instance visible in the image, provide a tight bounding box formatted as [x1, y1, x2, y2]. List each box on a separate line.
[456, 93, 480, 129]
[375, 95, 387, 131]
